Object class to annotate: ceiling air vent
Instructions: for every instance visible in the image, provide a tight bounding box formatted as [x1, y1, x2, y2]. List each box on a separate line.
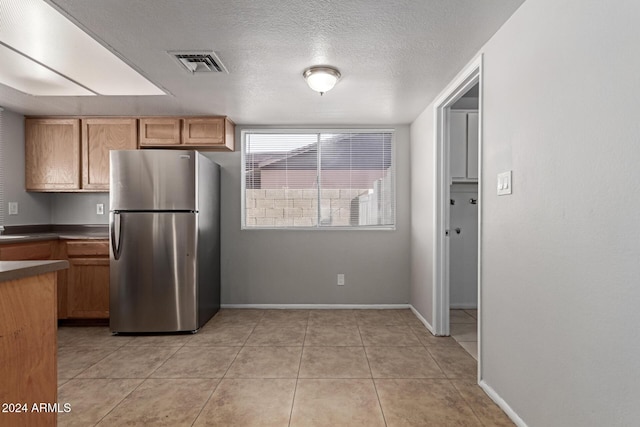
[169, 51, 228, 73]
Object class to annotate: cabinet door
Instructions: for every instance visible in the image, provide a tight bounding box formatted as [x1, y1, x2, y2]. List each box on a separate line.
[67, 258, 110, 319]
[82, 118, 138, 191]
[449, 111, 467, 180]
[182, 117, 225, 146]
[139, 118, 181, 146]
[25, 118, 81, 191]
[466, 112, 479, 179]
[0, 241, 53, 260]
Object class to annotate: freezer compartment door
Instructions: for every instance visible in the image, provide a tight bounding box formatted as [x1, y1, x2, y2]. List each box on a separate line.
[110, 150, 196, 211]
[110, 212, 198, 333]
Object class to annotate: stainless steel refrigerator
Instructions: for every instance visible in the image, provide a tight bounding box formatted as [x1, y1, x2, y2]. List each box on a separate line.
[109, 150, 220, 333]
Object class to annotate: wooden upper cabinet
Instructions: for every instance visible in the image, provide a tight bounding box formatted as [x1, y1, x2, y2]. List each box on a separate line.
[139, 117, 181, 146]
[182, 117, 234, 150]
[25, 118, 81, 191]
[82, 118, 137, 191]
[183, 117, 222, 145]
[25, 115, 233, 192]
[140, 116, 234, 150]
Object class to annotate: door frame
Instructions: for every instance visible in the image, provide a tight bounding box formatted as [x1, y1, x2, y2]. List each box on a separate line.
[432, 55, 483, 374]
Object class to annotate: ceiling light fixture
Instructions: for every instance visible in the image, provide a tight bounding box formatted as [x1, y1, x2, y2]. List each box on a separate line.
[303, 66, 341, 95]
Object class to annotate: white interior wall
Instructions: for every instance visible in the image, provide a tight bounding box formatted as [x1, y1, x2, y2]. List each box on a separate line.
[410, 104, 436, 327]
[411, 0, 640, 425]
[0, 109, 51, 225]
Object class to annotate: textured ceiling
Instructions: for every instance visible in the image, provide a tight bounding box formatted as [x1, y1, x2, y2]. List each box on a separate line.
[0, 0, 524, 125]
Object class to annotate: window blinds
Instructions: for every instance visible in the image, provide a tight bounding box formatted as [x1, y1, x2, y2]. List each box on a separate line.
[243, 130, 395, 229]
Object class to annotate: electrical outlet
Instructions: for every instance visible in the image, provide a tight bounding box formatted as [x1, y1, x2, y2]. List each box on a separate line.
[337, 274, 345, 286]
[96, 203, 105, 215]
[8, 202, 18, 215]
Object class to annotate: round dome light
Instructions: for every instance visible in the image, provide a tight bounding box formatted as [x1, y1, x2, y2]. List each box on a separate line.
[303, 66, 341, 95]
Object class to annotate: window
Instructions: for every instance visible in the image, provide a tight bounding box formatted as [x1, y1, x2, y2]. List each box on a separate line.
[242, 130, 395, 229]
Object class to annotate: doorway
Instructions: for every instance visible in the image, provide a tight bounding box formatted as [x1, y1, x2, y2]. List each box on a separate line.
[448, 87, 479, 359]
[432, 55, 482, 375]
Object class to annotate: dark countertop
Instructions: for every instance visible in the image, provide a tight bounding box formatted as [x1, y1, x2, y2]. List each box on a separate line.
[0, 260, 69, 282]
[0, 225, 108, 244]
[0, 233, 108, 244]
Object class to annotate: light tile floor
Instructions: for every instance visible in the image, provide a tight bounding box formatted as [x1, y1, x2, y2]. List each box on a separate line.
[451, 309, 479, 360]
[57, 309, 512, 426]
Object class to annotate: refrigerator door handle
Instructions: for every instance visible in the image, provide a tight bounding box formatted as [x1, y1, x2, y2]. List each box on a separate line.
[110, 211, 124, 260]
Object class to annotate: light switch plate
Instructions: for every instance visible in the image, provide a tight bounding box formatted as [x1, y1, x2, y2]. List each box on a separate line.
[497, 171, 512, 196]
[96, 203, 105, 215]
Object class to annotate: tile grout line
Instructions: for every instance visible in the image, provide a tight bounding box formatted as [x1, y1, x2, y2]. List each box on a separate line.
[57, 331, 141, 427]
[357, 321, 388, 426]
[450, 380, 491, 427]
[189, 316, 263, 426]
[58, 344, 119, 382]
[93, 343, 182, 425]
[91, 377, 146, 426]
[288, 315, 309, 427]
[189, 385, 217, 427]
[216, 317, 261, 380]
[142, 344, 182, 379]
[415, 327, 450, 380]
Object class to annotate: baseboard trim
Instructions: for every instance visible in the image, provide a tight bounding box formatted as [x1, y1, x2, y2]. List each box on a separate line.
[409, 304, 434, 334]
[479, 380, 527, 427]
[220, 303, 411, 310]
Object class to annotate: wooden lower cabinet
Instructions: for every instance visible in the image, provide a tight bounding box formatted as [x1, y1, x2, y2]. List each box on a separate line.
[0, 271, 58, 427]
[67, 258, 109, 319]
[65, 240, 109, 319]
[0, 241, 54, 260]
[0, 240, 68, 318]
[0, 239, 109, 320]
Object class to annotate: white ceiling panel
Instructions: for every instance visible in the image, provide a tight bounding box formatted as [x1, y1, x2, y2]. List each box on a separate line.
[0, 0, 525, 124]
[0, 0, 164, 95]
[0, 44, 94, 96]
